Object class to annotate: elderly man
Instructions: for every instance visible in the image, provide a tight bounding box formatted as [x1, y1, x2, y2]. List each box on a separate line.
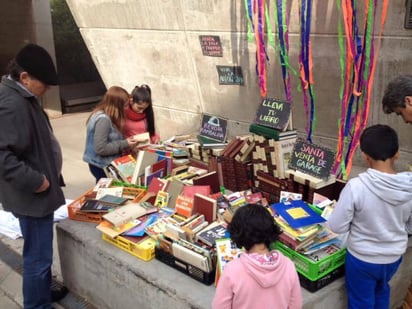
[0, 43, 68, 308]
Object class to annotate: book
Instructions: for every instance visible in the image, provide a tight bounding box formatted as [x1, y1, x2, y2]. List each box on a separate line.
[131, 150, 161, 185]
[285, 169, 337, 189]
[196, 221, 227, 247]
[174, 194, 195, 218]
[279, 191, 302, 203]
[97, 194, 128, 206]
[273, 137, 297, 179]
[110, 154, 136, 183]
[192, 171, 220, 194]
[93, 177, 113, 191]
[132, 132, 150, 149]
[271, 200, 326, 229]
[80, 199, 115, 213]
[102, 203, 147, 227]
[197, 135, 228, 148]
[154, 191, 170, 208]
[182, 185, 211, 199]
[165, 178, 185, 209]
[95, 186, 123, 200]
[312, 192, 334, 209]
[193, 193, 217, 224]
[96, 219, 140, 238]
[215, 238, 243, 286]
[249, 123, 297, 141]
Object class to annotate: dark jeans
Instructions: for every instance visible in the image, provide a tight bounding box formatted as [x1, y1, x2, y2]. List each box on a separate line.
[88, 164, 106, 183]
[15, 213, 54, 309]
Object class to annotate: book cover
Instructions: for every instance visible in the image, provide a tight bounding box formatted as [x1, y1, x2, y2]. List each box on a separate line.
[93, 177, 113, 192]
[154, 191, 169, 208]
[274, 137, 296, 179]
[271, 200, 326, 229]
[96, 219, 140, 238]
[111, 154, 137, 183]
[196, 221, 227, 247]
[182, 185, 211, 199]
[131, 150, 160, 184]
[98, 194, 128, 206]
[80, 200, 114, 213]
[279, 191, 302, 203]
[102, 203, 147, 227]
[132, 132, 150, 149]
[192, 171, 220, 194]
[165, 178, 185, 209]
[174, 194, 195, 218]
[95, 186, 123, 200]
[193, 193, 217, 224]
[215, 238, 243, 286]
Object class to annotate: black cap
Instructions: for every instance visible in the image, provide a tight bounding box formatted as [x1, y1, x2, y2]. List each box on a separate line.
[15, 43, 59, 86]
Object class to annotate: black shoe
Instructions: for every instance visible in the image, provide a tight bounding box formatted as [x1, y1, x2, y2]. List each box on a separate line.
[51, 286, 69, 302]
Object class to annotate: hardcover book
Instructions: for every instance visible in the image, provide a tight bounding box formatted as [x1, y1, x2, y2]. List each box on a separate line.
[131, 150, 161, 185]
[271, 200, 326, 229]
[97, 194, 128, 206]
[80, 200, 114, 213]
[193, 193, 217, 223]
[110, 154, 137, 183]
[102, 203, 147, 227]
[196, 221, 227, 247]
[192, 171, 220, 194]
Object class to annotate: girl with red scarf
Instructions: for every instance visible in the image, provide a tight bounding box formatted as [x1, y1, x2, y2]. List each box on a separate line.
[123, 84, 160, 143]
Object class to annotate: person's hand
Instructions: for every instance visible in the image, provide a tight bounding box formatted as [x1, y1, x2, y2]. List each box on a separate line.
[35, 175, 50, 193]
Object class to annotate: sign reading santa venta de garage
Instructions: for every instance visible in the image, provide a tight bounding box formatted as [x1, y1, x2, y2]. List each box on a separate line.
[254, 98, 291, 131]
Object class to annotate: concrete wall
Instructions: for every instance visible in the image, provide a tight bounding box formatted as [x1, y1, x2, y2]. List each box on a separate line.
[65, 0, 412, 170]
[0, 0, 62, 117]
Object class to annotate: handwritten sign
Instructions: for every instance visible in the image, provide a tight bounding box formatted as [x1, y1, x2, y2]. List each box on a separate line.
[288, 139, 335, 179]
[254, 98, 291, 131]
[199, 114, 228, 142]
[216, 66, 244, 85]
[199, 35, 223, 57]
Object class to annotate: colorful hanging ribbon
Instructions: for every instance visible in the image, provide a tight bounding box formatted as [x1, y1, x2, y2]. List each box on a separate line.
[298, 0, 316, 142]
[334, 0, 388, 179]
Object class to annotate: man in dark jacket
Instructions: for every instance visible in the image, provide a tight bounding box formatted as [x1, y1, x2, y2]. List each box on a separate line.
[0, 44, 67, 308]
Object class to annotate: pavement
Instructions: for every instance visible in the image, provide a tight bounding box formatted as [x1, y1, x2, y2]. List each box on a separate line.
[0, 112, 95, 309]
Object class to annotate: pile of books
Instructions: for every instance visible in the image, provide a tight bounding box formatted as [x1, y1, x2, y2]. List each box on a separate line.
[271, 199, 340, 255]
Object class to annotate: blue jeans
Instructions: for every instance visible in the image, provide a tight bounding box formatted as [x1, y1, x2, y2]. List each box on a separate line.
[16, 213, 54, 309]
[345, 251, 402, 309]
[88, 164, 106, 183]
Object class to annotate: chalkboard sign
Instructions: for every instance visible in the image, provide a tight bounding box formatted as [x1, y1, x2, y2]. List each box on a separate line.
[216, 66, 244, 85]
[199, 35, 223, 57]
[288, 138, 335, 179]
[199, 114, 228, 142]
[254, 98, 291, 131]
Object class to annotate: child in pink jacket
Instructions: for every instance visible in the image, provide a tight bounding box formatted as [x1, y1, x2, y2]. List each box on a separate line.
[212, 204, 302, 309]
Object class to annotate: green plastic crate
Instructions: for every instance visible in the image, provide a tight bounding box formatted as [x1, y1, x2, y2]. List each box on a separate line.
[274, 240, 346, 281]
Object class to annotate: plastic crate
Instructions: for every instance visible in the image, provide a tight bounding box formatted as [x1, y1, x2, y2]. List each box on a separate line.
[298, 265, 345, 292]
[102, 233, 156, 261]
[67, 188, 104, 223]
[155, 247, 215, 285]
[274, 240, 346, 281]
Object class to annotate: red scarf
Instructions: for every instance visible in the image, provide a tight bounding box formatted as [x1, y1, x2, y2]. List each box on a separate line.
[125, 106, 146, 121]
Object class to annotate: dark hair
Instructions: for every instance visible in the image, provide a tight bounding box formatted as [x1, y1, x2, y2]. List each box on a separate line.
[228, 204, 282, 251]
[131, 84, 155, 136]
[87, 86, 129, 130]
[6, 59, 24, 81]
[382, 75, 412, 113]
[360, 124, 399, 161]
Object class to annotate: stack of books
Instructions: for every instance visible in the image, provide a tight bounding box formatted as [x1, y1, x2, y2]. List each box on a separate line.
[271, 200, 339, 254]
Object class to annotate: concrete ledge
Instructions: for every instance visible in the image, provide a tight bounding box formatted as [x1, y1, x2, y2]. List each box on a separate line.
[56, 219, 411, 309]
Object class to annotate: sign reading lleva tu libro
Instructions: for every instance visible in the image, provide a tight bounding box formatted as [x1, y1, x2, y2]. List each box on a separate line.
[199, 114, 228, 142]
[288, 138, 335, 179]
[254, 98, 291, 131]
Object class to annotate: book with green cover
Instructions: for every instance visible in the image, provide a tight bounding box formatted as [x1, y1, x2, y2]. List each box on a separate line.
[249, 123, 296, 140]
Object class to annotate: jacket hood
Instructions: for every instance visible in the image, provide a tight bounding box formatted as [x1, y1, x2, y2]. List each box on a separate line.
[358, 169, 412, 206]
[239, 251, 287, 288]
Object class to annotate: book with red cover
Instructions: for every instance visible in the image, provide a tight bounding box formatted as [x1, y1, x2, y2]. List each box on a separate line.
[182, 185, 211, 199]
[192, 171, 220, 194]
[193, 193, 217, 223]
[111, 154, 136, 183]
